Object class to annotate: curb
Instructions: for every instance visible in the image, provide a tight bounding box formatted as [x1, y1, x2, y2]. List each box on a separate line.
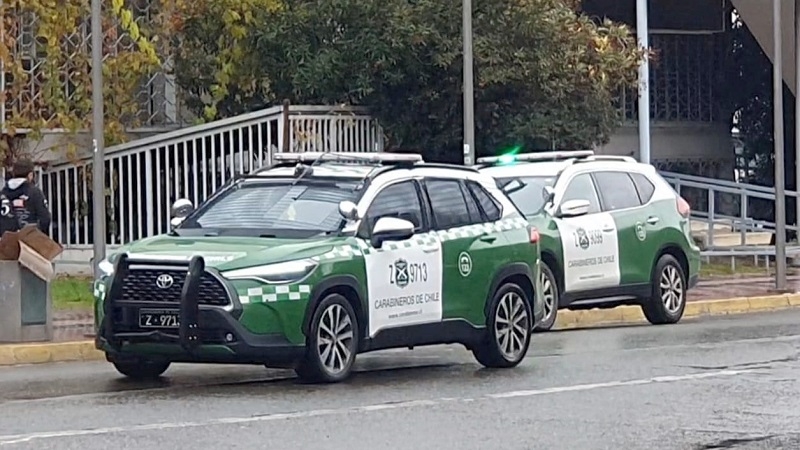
[554, 293, 800, 330]
[1, 294, 799, 367]
[0, 341, 104, 367]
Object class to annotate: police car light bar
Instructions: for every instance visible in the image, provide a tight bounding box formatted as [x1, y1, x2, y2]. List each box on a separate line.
[272, 152, 423, 164]
[476, 150, 595, 165]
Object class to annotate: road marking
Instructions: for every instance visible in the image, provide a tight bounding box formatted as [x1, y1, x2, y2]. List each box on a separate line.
[0, 368, 755, 446]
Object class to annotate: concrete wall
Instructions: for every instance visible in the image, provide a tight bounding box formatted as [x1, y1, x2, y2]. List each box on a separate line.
[597, 121, 733, 164]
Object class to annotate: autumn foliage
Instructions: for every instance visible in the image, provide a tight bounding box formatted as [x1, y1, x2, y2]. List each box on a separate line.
[0, 0, 160, 166]
[1, 0, 646, 165]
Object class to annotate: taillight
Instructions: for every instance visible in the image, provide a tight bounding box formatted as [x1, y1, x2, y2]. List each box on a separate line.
[529, 226, 540, 244]
[676, 196, 691, 218]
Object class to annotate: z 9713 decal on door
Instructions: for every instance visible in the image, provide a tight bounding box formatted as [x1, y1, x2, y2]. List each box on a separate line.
[364, 235, 443, 337]
[557, 212, 621, 293]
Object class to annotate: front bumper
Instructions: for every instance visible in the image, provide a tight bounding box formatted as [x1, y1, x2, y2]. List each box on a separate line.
[97, 254, 304, 365]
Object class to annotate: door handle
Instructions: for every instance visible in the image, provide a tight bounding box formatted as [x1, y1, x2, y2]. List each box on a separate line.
[479, 235, 497, 243]
[646, 216, 660, 225]
[421, 245, 439, 253]
[602, 227, 615, 233]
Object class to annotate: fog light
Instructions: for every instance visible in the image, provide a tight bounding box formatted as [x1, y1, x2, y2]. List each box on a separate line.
[225, 333, 235, 342]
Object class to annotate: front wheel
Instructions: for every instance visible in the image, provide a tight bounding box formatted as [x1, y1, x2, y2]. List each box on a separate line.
[534, 263, 559, 332]
[112, 359, 170, 380]
[295, 294, 359, 383]
[641, 254, 687, 325]
[472, 282, 533, 368]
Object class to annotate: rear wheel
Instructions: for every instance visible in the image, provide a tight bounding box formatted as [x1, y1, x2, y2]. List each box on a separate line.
[641, 254, 687, 325]
[112, 359, 170, 380]
[295, 294, 359, 383]
[472, 282, 532, 368]
[534, 263, 558, 332]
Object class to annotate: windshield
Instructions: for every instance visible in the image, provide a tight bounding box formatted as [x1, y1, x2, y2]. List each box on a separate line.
[177, 178, 361, 237]
[496, 176, 556, 216]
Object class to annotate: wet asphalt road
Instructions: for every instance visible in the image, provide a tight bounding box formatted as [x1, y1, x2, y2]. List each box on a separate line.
[0, 311, 799, 450]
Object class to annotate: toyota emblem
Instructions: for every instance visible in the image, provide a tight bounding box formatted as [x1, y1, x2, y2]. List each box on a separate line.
[156, 274, 174, 289]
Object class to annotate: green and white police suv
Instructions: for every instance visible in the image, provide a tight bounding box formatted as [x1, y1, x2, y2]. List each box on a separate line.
[94, 152, 543, 383]
[477, 150, 701, 331]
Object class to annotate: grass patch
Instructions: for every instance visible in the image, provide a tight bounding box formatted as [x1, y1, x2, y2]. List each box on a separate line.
[699, 256, 777, 279]
[52, 275, 94, 311]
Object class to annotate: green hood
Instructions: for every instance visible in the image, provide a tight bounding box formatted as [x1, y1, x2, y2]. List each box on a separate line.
[114, 234, 345, 271]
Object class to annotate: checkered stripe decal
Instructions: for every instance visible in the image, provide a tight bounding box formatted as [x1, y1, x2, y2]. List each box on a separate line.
[436, 217, 529, 242]
[313, 217, 529, 260]
[93, 280, 106, 300]
[238, 284, 312, 304]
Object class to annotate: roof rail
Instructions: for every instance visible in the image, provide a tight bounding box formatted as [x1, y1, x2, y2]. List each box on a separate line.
[415, 162, 479, 173]
[476, 150, 595, 166]
[573, 155, 637, 163]
[272, 152, 423, 165]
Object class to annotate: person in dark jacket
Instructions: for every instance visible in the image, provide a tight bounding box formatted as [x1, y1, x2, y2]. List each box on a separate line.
[0, 159, 51, 235]
[0, 192, 19, 235]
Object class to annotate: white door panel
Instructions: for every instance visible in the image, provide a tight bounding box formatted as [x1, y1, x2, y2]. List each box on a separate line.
[363, 232, 443, 337]
[557, 212, 620, 293]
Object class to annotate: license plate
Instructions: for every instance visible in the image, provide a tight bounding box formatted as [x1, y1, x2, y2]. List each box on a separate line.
[139, 309, 180, 329]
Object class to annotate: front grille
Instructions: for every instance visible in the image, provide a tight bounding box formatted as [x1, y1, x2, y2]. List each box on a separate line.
[117, 268, 230, 306]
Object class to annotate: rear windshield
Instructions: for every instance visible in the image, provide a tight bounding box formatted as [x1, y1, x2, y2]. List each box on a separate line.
[496, 176, 556, 217]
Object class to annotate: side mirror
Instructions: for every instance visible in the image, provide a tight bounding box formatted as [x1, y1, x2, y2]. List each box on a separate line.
[370, 217, 414, 248]
[338, 200, 359, 221]
[557, 199, 591, 218]
[170, 198, 194, 227]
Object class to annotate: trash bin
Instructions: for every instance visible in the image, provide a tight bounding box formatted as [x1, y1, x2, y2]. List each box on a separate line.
[0, 225, 63, 343]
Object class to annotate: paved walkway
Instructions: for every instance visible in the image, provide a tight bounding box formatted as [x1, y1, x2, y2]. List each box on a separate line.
[44, 275, 800, 343]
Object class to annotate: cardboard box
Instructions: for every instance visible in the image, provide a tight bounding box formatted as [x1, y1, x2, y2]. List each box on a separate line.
[0, 225, 63, 281]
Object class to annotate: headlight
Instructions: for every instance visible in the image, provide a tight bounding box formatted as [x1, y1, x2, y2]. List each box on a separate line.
[98, 257, 115, 276]
[221, 258, 318, 284]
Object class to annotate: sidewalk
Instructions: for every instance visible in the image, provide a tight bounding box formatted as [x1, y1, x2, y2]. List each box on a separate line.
[53, 311, 94, 343]
[689, 275, 800, 301]
[47, 275, 800, 343]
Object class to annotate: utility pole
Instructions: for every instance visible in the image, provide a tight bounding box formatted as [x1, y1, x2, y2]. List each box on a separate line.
[774, 0, 787, 291]
[795, 0, 800, 264]
[91, 0, 106, 277]
[636, 0, 651, 164]
[462, 0, 475, 165]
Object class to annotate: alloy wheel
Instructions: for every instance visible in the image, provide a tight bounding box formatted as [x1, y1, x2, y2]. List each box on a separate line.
[316, 304, 355, 375]
[540, 271, 556, 322]
[494, 291, 530, 360]
[660, 265, 684, 314]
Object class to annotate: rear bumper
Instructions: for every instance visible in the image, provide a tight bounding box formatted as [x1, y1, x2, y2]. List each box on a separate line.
[97, 254, 304, 366]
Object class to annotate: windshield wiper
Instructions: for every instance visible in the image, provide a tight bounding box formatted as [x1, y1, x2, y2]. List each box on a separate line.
[259, 233, 277, 238]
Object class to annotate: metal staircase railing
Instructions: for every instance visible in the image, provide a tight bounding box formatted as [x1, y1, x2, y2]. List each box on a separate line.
[38, 105, 383, 248]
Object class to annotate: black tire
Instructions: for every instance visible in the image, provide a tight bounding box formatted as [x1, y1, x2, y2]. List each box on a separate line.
[112, 359, 170, 380]
[534, 262, 559, 332]
[641, 254, 687, 325]
[295, 293, 360, 383]
[472, 282, 533, 368]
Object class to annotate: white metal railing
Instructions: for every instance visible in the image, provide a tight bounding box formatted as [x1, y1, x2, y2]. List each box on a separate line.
[659, 170, 800, 249]
[40, 105, 383, 248]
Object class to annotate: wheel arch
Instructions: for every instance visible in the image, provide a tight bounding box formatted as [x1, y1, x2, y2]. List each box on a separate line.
[483, 263, 536, 318]
[540, 249, 563, 292]
[302, 275, 367, 344]
[652, 244, 689, 282]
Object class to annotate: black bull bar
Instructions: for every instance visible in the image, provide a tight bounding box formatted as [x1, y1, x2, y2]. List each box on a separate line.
[99, 254, 206, 352]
